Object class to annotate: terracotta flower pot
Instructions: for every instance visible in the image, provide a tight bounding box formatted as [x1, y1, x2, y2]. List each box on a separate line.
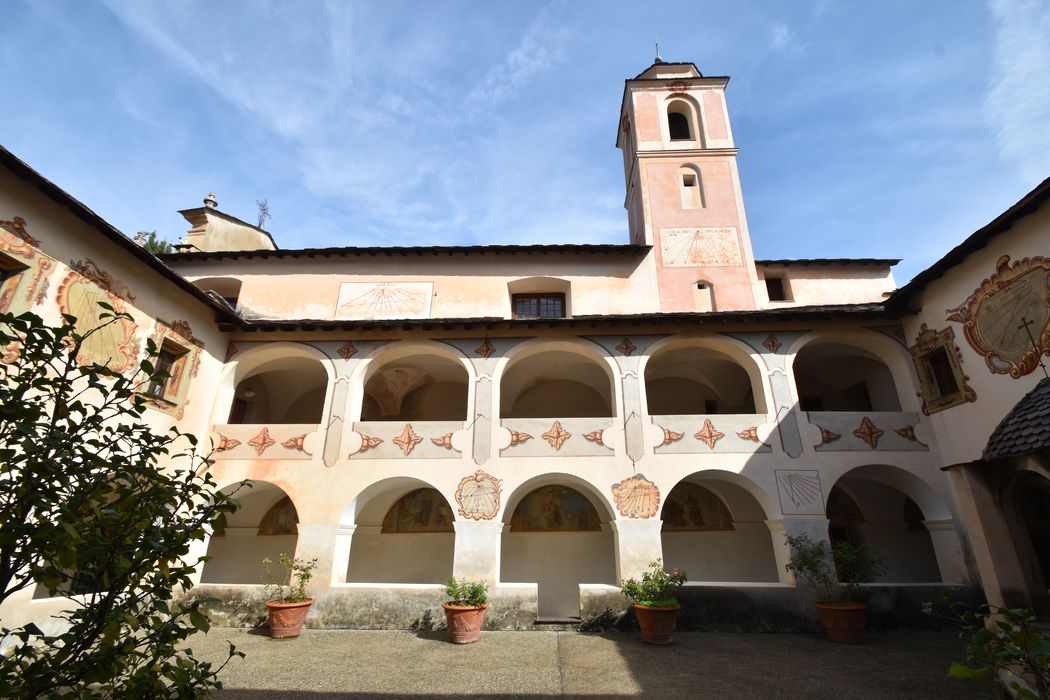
[266, 598, 314, 639]
[442, 603, 488, 644]
[633, 603, 681, 645]
[814, 601, 867, 644]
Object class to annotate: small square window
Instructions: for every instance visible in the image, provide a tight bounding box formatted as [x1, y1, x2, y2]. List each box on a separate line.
[512, 293, 565, 320]
[765, 276, 789, 302]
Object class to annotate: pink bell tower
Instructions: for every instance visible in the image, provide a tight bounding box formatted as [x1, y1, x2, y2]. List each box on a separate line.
[616, 60, 760, 312]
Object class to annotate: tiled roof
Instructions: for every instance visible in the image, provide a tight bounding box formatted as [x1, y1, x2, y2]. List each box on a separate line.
[160, 243, 651, 263]
[983, 378, 1050, 461]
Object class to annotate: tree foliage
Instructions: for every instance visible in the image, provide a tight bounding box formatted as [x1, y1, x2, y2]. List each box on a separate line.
[135, 231, 173, 255]
[0, 308, 241, 697]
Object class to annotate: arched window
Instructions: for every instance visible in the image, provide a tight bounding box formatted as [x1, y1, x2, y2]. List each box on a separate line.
[667, 101, 694, 141]
[381, 488, 454, 533]
[680, 167, 704, 209]
[694, 281, 715, 312]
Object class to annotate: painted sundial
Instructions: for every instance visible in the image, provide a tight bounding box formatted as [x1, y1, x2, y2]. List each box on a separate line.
[947, 255, 1050, 378]
[335, 281, 433, 320]
[659, 227, 742, 268]
[455, 470, 502, 521]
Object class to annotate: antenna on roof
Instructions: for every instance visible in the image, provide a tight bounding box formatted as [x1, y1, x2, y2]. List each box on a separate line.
[655, 40, 664, 63]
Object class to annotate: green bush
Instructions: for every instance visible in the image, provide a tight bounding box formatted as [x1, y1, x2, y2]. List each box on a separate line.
[784, 533, 885, 602]
[442, 577, 488, 607]
[620, 559, 687, 607]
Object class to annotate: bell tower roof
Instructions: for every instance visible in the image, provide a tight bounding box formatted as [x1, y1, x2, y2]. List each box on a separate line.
[630, 61, 705, 81]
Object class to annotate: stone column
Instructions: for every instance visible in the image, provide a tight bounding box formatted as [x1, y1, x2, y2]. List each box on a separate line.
[765, 519, 793, 583]
[948, 466, 1030, 608]
[293, 523, 340, 589]
[452, 520, 503, 584]
[781, 516, 833, 588]
[924, 519, 970, 584]
[329, 525, 356, 585]
[609, 519, 664, 581]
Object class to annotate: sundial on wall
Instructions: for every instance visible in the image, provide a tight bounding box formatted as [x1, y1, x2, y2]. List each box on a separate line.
[335, 281, 433, 320]
[659, 227, 742, 267]
[947, 255, 1050, 378]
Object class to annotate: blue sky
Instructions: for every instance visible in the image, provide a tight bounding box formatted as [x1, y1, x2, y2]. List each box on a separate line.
[2, 0, 1048, 284]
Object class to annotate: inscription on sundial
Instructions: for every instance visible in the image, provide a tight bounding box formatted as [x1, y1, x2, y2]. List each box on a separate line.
[659, 227, 742, 267]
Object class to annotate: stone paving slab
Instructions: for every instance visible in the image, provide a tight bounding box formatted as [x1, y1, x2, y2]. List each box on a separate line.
[189, 628, 989, 699]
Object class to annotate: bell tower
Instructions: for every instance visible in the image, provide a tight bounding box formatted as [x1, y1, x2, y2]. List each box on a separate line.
[616, 60, 760, 311]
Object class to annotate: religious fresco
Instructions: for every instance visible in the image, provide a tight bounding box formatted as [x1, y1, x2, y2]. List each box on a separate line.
[661, 482, 734, 531]
[381, 488, 454, 533]
[258, 496, 298, 536]
[510, 485, 601, 532]
[946, 255, 1050, 378]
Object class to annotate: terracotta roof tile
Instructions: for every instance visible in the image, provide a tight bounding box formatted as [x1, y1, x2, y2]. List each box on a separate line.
[983, 378, 1050, 461]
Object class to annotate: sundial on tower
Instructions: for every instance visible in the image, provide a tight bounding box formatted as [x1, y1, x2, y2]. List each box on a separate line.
[659, 227, 743, 267]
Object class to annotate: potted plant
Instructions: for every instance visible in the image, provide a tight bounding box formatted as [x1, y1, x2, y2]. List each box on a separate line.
[262, 554, 318, 639]
[784, 533, 885, 644]
[621, 559, 687, 645]
[441, 577, 489, 644]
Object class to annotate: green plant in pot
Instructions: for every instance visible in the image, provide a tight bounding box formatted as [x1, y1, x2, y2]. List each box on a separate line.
[784, 533, 885, 644]
[621, 559, 687, 645]
[441, 577, 489, 644]
[262, 554, 318, 639]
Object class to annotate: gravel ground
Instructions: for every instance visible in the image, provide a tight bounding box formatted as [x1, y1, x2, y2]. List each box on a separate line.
[188, 628, 991, 699]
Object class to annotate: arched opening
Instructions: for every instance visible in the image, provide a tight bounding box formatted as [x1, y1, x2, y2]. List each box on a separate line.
[827, 474, 942, 583]
[793, 343, 901, 411]
[193, 276, 242, 309]
[679, 166, 704, 209]
[1010, 472, 1050, 611]
[645, 344, 760, 415]
[667, 100, 693, 141]
[661, 477, 779, 582]
[229, 356, 327, 424]
[346, 483, 455, 583]
[361, 352, 468, 421]
[500, 349, 614, 418]
[501, 480, 616, 618]
[200, 481, 299, 584]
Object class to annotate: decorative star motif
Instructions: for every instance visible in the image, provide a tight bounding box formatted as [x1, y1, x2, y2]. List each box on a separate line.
[659, 427, 684, 446]
[693, 419, 725, 449]
[508, 430, 532, 446]
[853, 417, 884, 450]
[475, 338, 496, 359]
[282, 434, 307, 451]
[583, 429, 605, 445]
[393, 423, 424, 456]
[431, 433, 455, 449]
[615, 337, 637, 356]
[338, 340, 358, 360]
[247, 427, 276, 456]
[818, 427, 841, 445]
[216, 434, 241, 452]
[762, 334, 782, 353]
[224, 342, 239, 363]
[736, 426, 760, 442]
[542, 420, 572, 451]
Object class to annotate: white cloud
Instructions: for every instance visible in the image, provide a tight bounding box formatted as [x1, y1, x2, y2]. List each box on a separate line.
[984, 0, 1050, 183]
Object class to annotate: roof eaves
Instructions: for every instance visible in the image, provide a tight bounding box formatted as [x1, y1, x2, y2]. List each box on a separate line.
[0, 144, 241, 325]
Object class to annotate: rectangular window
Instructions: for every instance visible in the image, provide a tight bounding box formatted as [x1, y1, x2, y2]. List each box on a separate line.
[765, 276, 789, 302]
[145, 340, 188, 402]
[924, 348, 960, 400]
[909, 325, 972, 414]
[512, 293, 566, 320]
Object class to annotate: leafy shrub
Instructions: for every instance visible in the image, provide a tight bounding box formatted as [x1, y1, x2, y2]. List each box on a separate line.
[621, 559, 687, 607]
[442, 577, 488, 607]
[262, 554, 318, 603]
[784, 533, 885, 601]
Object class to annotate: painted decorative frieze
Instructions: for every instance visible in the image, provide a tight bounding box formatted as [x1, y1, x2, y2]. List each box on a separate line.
[894, 426, 927, 447]
[431, 433, 455, 450]
[583, 429, 605, 446]
[611, 473, 660, 519]
[0, 217, 40, 258]
[215, 435, 241, 452]
[542, 420, 572, 451]
[762, 334, 782, 353]
[247, 427, 276, 456]
[224, 342, 239, 362]
[508, 430, 533, 446]
[455, 470, 502, 521]
[946, 255, 1050, 378]
[359, 435, 383, 452]
[393, 423, 423, 456]
[615, 337, 637, 356]
[659, 427, 684, 446]
[474, 338, 496, 359]
[693, 419, 725, 449]
[337, 340, 358, 360]
[282, 434, 308, 451]
[816, 427, 841, 447]
[852, 416, 884, 449]
[736, 426, 760, 442]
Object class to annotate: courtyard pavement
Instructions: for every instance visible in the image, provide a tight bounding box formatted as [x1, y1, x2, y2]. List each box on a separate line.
[189, 628, 990, 699]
